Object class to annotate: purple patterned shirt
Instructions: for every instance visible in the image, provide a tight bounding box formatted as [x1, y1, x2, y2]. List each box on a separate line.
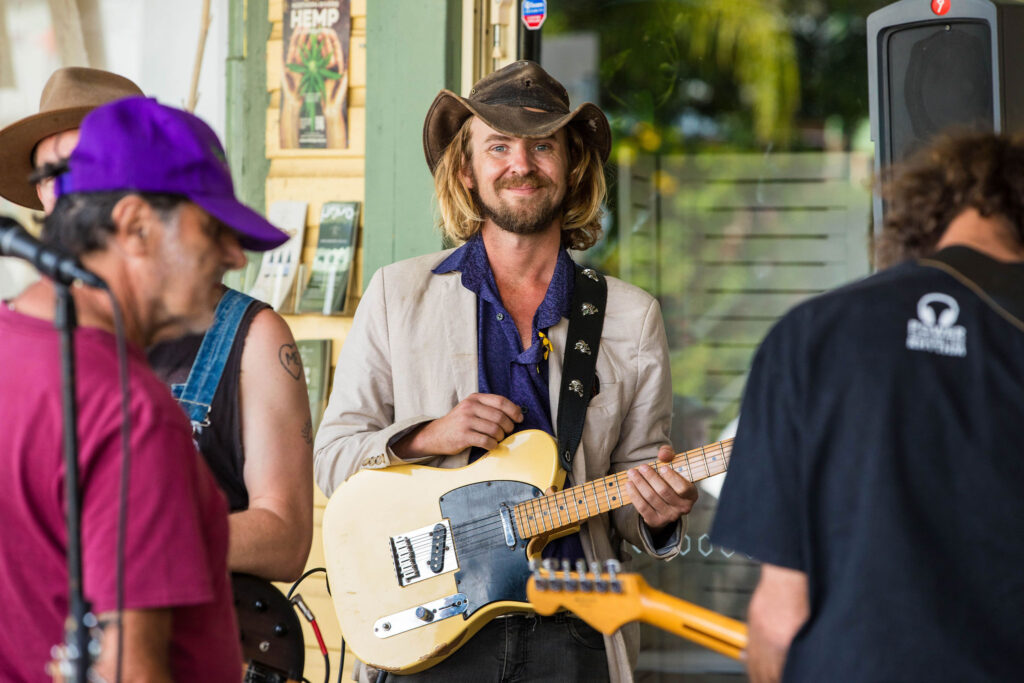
[433, 234, 585, 560]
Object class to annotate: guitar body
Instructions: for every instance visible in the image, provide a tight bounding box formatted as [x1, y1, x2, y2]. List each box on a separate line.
[322, 430, 564, 674]
[233, 573, 305, 683]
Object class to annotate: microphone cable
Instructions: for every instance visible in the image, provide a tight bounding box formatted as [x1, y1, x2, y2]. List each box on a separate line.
[106, 286, 132, 683]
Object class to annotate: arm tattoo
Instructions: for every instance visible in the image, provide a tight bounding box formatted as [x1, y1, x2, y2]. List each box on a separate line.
[302, 418, 313, 446]
[278, 343, 303, 380]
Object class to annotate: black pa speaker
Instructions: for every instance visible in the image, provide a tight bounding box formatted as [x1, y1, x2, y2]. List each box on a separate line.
[867, 0, 1024, 230]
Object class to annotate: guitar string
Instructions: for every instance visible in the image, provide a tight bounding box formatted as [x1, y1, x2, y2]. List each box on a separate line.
[415, 443, 733, 548]
[396, 442, 733, 557]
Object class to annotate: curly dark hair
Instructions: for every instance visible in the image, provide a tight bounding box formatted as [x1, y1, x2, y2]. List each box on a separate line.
[876, 131, 1024, 268]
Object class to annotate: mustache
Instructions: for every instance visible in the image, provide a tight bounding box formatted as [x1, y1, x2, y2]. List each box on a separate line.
[494, 173, 552, 191]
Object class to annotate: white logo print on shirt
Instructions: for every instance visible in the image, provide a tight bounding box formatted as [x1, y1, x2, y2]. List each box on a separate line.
[906, 292, 967, 357]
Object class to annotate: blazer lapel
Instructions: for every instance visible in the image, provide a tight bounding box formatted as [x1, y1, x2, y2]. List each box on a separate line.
[440, 272, 479, 402]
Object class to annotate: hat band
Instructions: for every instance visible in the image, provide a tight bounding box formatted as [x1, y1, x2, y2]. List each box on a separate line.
[475, 96, 569, 114]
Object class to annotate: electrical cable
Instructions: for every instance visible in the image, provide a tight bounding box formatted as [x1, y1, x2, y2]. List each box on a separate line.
[108, 287, 131, 683]
[337, 636, 346, 683]
[287, 566, 327, 600]
[292, 594, 329, 683]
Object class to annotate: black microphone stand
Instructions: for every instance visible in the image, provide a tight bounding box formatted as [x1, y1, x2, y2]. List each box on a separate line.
[55, 279, 95, 683]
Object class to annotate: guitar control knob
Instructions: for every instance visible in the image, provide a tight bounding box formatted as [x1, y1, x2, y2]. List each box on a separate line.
[415, 607, 434, 622]
[253, 599, 268, 613]
[274, 623, 289, 637]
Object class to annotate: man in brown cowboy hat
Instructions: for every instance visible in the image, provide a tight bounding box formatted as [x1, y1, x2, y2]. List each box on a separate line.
[314, 60, 697, 682]
[0, 66, 143, 212]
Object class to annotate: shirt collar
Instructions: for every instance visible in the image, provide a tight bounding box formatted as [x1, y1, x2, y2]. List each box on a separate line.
[433, 233, 576, 325]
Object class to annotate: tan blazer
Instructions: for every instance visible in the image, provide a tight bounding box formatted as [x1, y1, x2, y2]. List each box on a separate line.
[314, 249, 682, 683]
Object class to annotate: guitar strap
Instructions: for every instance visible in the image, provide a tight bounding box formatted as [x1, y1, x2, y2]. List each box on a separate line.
[556, 265, 608, 473]
[172, 288, 259, 435]
[918, 246, 1024, 333]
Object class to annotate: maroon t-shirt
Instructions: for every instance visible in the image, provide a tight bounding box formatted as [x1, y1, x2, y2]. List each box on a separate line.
[0, 303, 241, 682]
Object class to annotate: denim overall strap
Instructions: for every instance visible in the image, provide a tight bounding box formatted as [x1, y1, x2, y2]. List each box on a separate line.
[171, 288, 258, 432]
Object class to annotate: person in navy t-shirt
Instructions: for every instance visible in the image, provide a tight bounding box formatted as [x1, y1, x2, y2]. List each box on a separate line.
[712, 132, 1024, 681]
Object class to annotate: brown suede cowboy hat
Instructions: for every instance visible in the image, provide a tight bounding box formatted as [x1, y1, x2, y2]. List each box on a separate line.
[0, 67, 143, 210]
[422, 60, 611, 173]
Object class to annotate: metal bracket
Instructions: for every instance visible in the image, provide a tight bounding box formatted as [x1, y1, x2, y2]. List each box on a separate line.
[373, 593, 469, 638]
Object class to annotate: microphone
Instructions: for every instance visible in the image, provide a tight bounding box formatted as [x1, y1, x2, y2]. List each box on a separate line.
[0, 216, 106, 289]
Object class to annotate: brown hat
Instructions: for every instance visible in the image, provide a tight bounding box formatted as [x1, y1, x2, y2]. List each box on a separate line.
[0, 67, 143, 210]
[422, 60, 611, 173]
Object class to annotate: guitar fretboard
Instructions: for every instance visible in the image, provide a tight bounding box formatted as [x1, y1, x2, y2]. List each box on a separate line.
[513, 439, 732, 539]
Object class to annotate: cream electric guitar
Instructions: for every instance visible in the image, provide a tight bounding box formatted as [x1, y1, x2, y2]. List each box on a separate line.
[322, 429, 732, 674]
[528, 562, 748, 660]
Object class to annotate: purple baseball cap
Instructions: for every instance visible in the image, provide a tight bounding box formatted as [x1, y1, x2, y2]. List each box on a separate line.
[54, 97, 288, 251]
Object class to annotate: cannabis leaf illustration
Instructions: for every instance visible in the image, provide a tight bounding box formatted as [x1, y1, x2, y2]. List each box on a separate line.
[286, 32, 342, 122]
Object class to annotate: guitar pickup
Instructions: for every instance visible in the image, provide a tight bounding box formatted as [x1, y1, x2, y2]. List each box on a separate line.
[428, 523, 447, 573]
[388, 519, 458, 587]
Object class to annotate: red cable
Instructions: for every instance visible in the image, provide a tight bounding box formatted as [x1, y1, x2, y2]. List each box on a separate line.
[309, 618, 328, 656]
[292, 594, 329, 656]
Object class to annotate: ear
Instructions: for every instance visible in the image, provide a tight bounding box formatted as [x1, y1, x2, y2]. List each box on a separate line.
[110, 195, 156, 257]
[459, 157, 475, 190]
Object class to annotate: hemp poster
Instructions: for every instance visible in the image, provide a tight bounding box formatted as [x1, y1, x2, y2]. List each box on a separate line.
[280, 0, 351, 149]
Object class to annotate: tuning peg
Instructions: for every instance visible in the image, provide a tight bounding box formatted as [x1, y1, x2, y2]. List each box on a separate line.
[545, 558, 563, 591]
[529, 559, 548, 590]
[605, 559, 622, 594]
[562, 559, 578, 592]
[576, 559, 593, 592]
[593, 560, 609, 593]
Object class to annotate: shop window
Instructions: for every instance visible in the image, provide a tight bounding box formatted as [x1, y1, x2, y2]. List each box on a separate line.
[539, 2, 875, 679]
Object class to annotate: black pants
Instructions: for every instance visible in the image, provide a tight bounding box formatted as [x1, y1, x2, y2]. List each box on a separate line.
[383, 613, 611, 683]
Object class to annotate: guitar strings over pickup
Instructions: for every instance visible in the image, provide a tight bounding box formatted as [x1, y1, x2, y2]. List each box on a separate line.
[388, 519, 459, 587]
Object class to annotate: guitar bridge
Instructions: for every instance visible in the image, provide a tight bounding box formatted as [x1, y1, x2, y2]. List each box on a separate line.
[388, 519, 458, 587]
[390, 536, 420, 584]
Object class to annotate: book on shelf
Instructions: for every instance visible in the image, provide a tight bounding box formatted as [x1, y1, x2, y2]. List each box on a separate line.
[247, 200, 308, 311]
[296, 338, 332, 434]
[297, 201, 360, 315]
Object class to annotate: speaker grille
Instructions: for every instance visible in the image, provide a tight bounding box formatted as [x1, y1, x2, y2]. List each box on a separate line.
[884, 21, 993, 164]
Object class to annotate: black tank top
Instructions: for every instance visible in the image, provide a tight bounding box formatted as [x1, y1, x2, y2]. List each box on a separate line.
[147, 300, 269, 512]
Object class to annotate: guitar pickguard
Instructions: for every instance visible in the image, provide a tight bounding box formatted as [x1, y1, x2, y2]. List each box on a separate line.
[439, 479, 540, 617]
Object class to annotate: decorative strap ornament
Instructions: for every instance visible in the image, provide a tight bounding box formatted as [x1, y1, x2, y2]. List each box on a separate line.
[556, 264, 608, 472]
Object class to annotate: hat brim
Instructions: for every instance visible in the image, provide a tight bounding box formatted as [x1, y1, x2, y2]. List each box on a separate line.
[423, 90, 611, 173]
[191, 194, 290, 252]
[0, 106, 98, 210]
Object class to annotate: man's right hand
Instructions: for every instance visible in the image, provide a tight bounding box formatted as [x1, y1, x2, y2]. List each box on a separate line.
[392, 393, 523, 460]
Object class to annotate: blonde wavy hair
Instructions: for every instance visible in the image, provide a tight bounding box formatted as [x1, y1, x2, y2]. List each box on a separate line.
[433, 117, 606, 250]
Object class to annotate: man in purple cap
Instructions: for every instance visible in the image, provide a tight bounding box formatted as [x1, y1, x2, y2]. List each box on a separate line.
[0, 97, 289, 681]
[315, 61, 697, 682]
[0, 68, 314, 588]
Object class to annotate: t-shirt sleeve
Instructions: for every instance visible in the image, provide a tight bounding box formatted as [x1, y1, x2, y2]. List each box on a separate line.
[79, 386, 225, 614]
[710, 318, 806, 571]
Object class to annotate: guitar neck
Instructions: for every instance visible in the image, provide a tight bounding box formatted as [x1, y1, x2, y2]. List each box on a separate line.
[636, 584, 748, 660]
[513, 439, 733, 539]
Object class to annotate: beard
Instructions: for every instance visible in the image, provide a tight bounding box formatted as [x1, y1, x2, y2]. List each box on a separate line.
[469, 171, 565, 235]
